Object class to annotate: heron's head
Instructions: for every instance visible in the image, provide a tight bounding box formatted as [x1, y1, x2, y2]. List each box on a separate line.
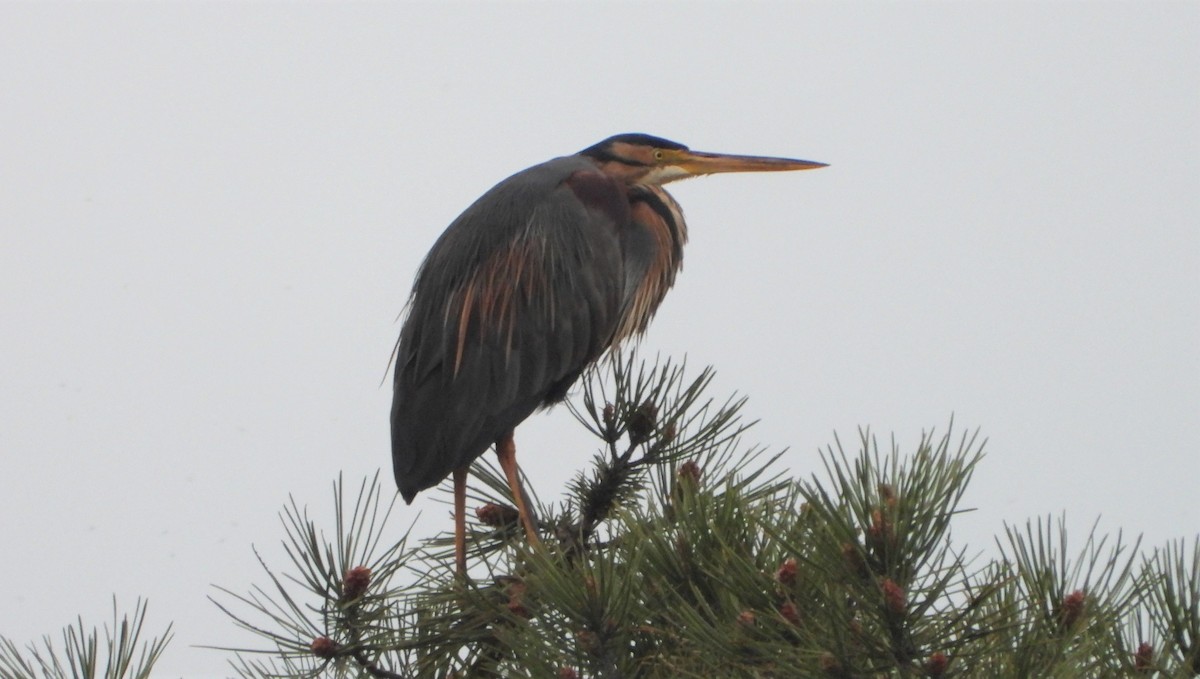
[579, 133, 826, 186]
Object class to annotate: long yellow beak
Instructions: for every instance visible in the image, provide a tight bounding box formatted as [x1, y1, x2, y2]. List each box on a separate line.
[673, 148, 827, 177]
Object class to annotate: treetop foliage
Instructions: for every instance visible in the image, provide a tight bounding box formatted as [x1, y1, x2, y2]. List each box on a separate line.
[3, 351, 1197, 678]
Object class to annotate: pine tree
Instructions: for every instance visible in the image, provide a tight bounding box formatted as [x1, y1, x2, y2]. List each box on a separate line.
[4, 351, 1198, 677]
[0, 599, 170, 679]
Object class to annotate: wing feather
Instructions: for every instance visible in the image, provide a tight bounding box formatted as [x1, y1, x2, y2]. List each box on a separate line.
[391, 157, 626, 501]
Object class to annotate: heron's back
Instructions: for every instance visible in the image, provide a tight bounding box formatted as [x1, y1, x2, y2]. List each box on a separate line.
[390, 156, 629, 502]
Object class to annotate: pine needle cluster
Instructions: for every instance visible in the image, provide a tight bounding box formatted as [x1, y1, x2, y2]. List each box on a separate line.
[0, 598, 170, 679]
[3, 351, 1197, 678]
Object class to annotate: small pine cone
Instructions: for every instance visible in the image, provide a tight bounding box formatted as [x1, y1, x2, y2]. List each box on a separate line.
[877, 483, 898, 507]
[881, 578, 907, 616]
[848, 617, 863, 636]
[601, 404, 618, 442]
[818, 651, 841, 674]
[678, 460, 702, 485]
[779, 601, 801, 626]
[736, 610, 756, 627]
[476, 502, 520, 527]
[558, 669, 580, 679]
[1134, 641, 1153, 671]
[924, 651, 949, 677]
[577, 629, 600, 656]
[309, 636, 337, 659]
[342, 565, 371, 600]
[626, 401, 658, 444]
[507, 598, 530, 619]
[866, 508, 893, 553]
[602, 403, 616, 427]
[841, 542, 869, 579]
[1058, 589, 1086, 629]
[775, 557, 798, 586]
[505, 579, 529, 618]
[661, 422, 677, 444]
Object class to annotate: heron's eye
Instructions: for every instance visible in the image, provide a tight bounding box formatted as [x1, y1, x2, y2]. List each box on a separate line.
[653, 149, 664, 161]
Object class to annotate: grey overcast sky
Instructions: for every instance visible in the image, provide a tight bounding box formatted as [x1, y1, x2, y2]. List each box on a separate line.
[1, 2, 1197, 675]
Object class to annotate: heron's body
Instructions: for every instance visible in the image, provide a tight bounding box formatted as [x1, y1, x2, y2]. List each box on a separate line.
[391, 153, 683, 500]
[389, 134, 824, 572]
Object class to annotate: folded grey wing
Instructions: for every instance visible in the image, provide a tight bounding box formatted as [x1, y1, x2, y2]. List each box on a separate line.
[390, 158, 627, 501]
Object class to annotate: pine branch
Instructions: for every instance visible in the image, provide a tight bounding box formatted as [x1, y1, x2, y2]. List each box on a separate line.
[198, 349, 1199, 678]
[0, 598, 171, 679]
